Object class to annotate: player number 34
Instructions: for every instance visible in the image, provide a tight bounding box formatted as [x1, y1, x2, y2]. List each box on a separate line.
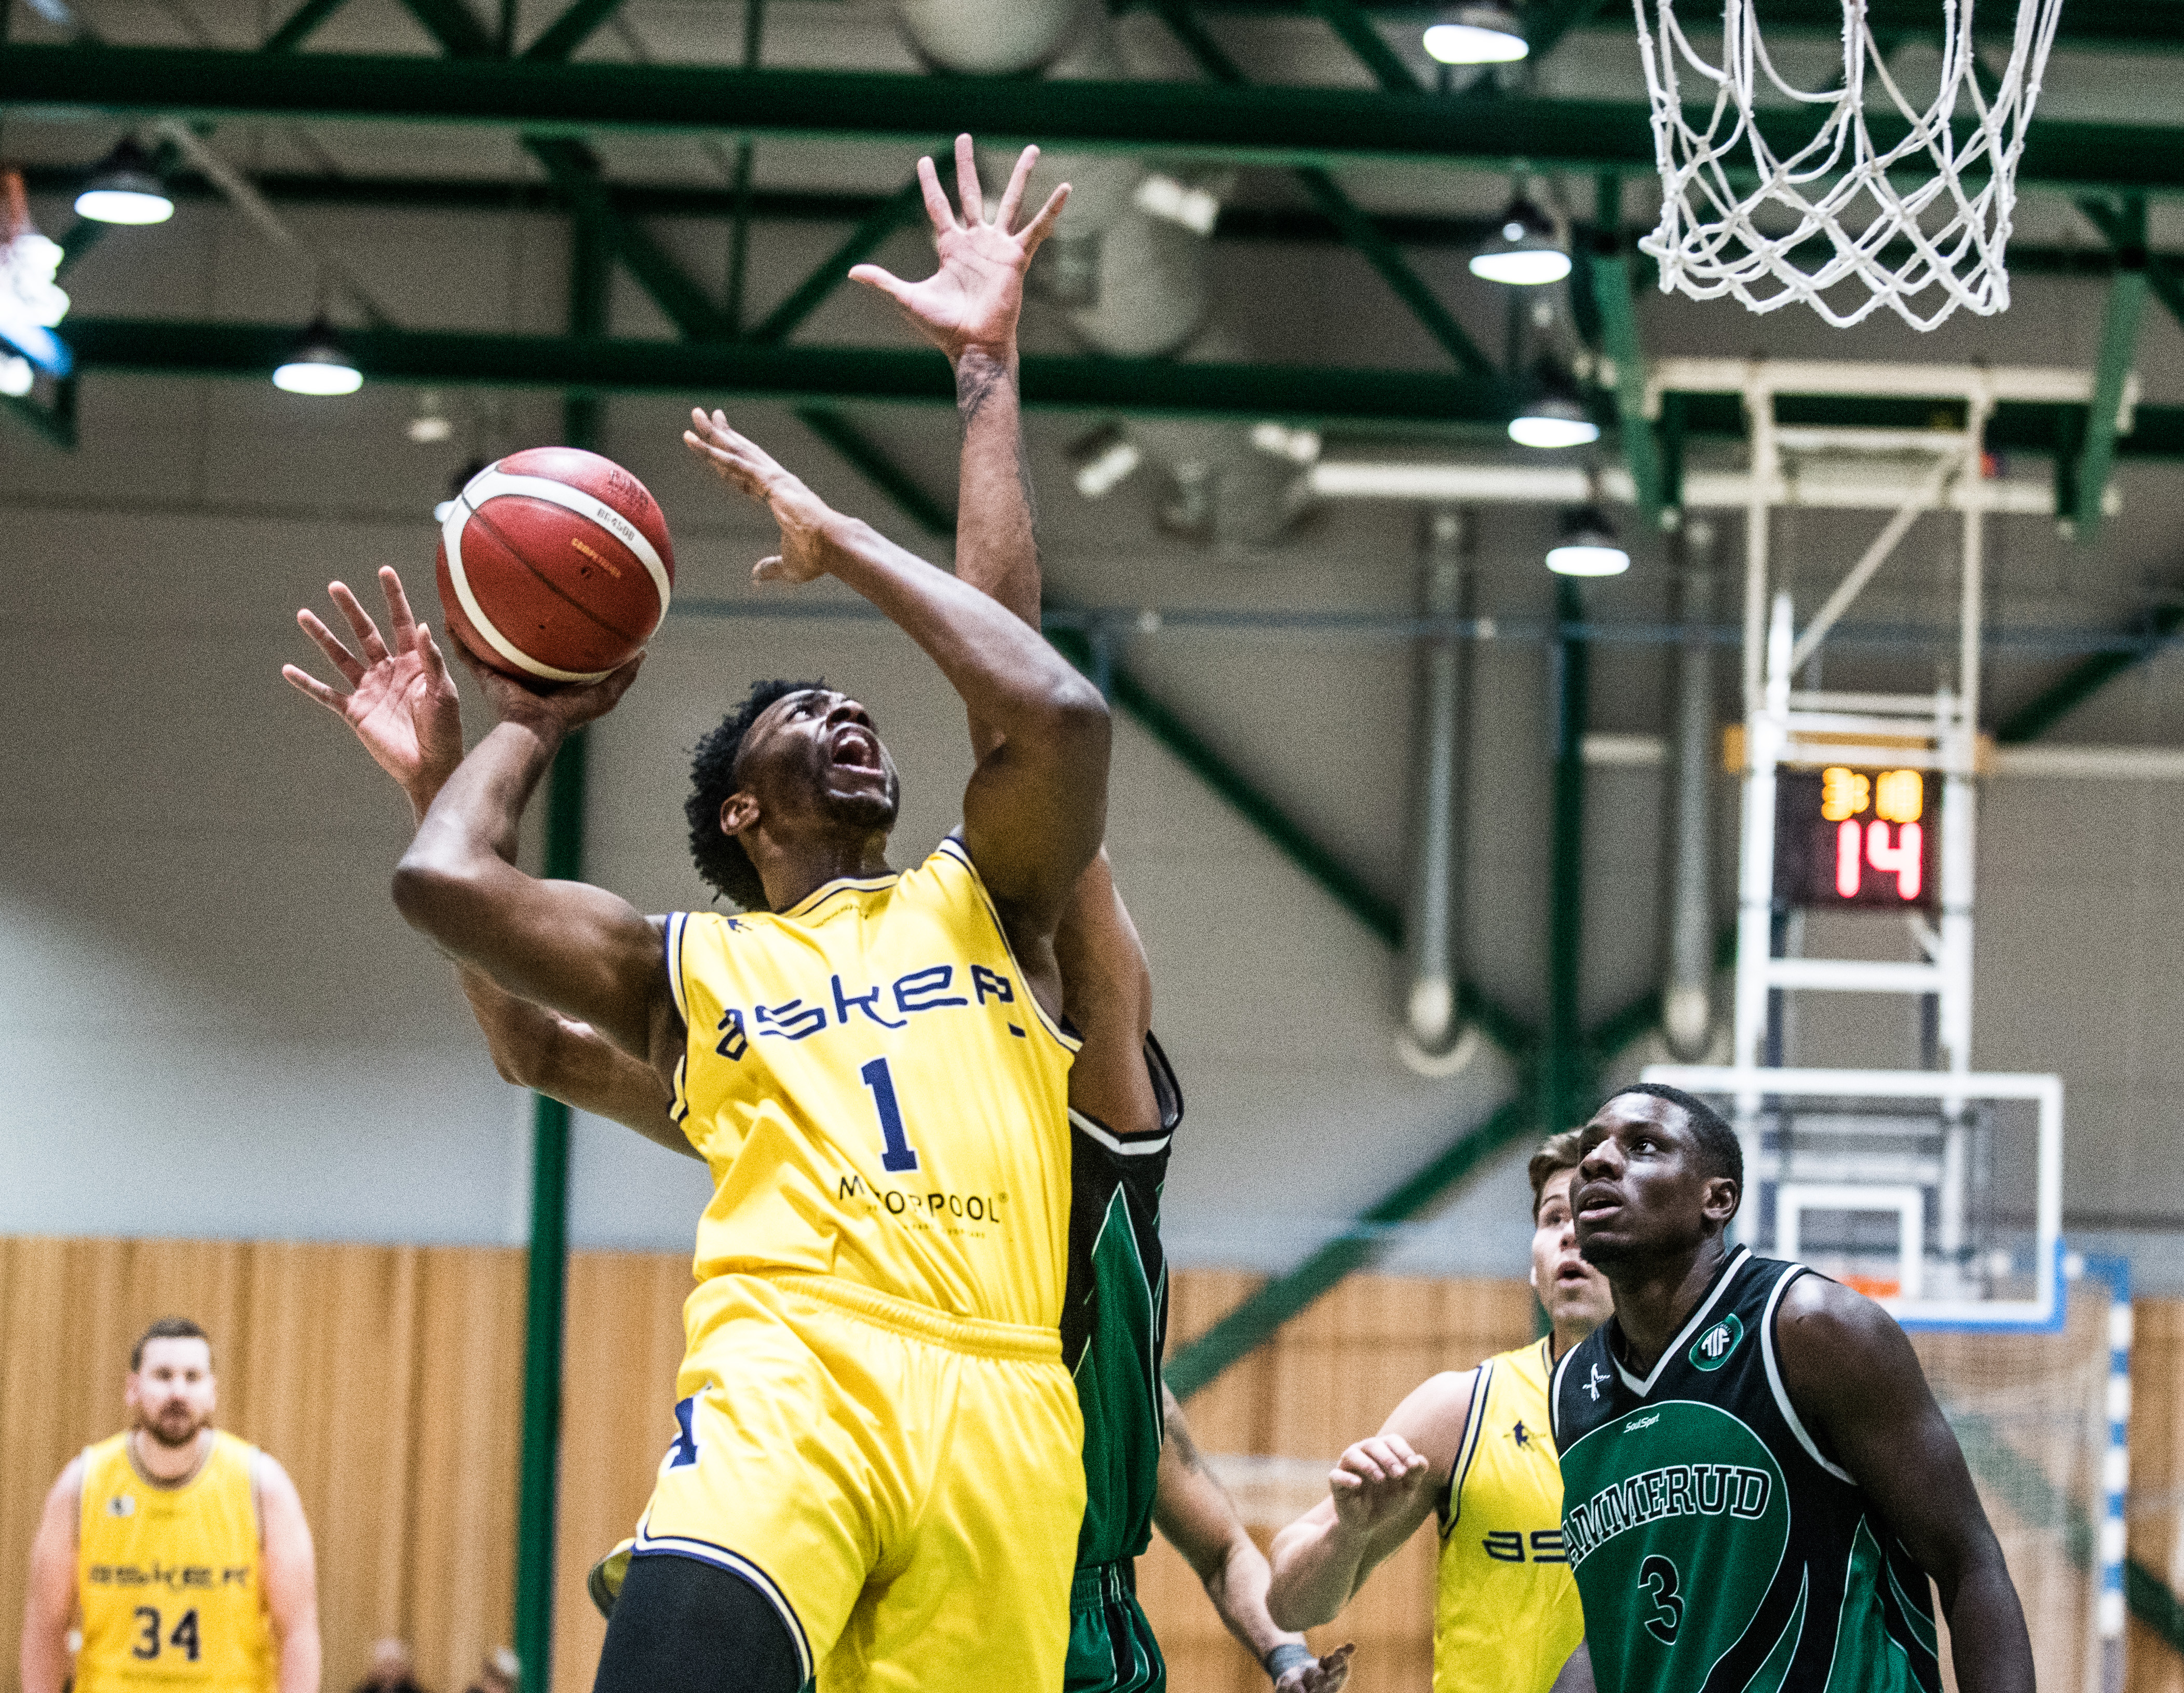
[131, 1606, 201, 1662]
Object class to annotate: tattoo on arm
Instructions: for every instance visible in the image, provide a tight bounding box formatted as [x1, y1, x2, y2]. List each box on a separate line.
[956, 357, 1007, 427]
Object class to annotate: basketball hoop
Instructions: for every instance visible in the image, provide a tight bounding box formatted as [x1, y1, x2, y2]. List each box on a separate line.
[1630, 0, 2065, 330]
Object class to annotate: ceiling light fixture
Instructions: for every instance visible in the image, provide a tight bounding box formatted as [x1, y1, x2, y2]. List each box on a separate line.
[1134, 173, 1222, 238]
[75, 138, 175, 226]
[1545, 506, 1631, 576]
[272, 318, 362, 396]
[1423, 2, 1528, 64]
[1508, 368, 1600, 449]
[408, 388, 453, 443]
[1070, 424, 1143, 500]
[1469, 197, 1570, 286]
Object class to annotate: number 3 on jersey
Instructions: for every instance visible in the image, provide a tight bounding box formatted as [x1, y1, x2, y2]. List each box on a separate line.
[860, 1058, 920, 1173]
[1638, 1554, 1683, 1645]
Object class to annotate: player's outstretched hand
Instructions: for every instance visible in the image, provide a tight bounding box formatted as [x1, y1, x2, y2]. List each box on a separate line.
[284, 566, 465, 816]
[1326, 1435, 1432, 1535]
[1278, 1643, 1356, 1693]
[849, 133, 1069, 363]
[682, 408, 838, 584]
[444, 632, 644, 736]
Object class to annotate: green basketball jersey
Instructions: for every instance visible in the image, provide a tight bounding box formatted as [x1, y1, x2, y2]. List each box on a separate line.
[1060, 1032, 1180, 1571]
[1549, 1250, 1941, 1693]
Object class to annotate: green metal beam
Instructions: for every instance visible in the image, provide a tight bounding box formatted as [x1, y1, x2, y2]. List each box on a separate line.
[1995, 603, 2184, 743]
[56, 317, 1526, 422]
[514, 725, 587, 1693]
[525, 138, 737, 339]
[1525, 0, 1610, 62]
[748, 179, 924, 346]
[261, 0, 355, 52]
[2071, 195, 2148, 541]
[794, 405, 953, 535]
[2132, 1559, 2184, 1657]
[1146, 2, 1494, 375]
[1303, 0, 1423, 93]
[392, 0, 495, 55]
[521, 0, 628, 61]
[1293, 167, 1496, 375]
[1588, 183, 1667, 527]
[0, 376, 78, 448]
[1164, 1091, 1538, 1398]
[18, 47, 2184, 190]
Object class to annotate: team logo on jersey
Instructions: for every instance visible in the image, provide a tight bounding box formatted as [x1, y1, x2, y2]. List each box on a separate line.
[105, 1495, 135, 1518]
[1584, 1362, 1612, 1401]
[1689, 1312, 1744, 1371]
[1510, 1419, 1532, 1449]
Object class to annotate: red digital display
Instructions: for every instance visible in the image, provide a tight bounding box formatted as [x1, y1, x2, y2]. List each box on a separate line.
[1776, 767, 1939, 911]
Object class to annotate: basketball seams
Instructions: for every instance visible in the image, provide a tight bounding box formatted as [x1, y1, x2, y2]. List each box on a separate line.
[440, 452, 673, 684]
[469, 499, 654, 645]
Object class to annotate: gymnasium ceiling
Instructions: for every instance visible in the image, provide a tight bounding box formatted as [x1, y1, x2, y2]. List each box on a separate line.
[12, 0, 2184, 975]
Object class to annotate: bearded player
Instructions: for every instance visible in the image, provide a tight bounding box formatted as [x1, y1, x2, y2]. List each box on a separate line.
[1265, 1130, 1612, 1693]
[1549, 1085, 2032, 1693]
[285, 138, 1347, 1693]
[21, 1319, 321, 1693]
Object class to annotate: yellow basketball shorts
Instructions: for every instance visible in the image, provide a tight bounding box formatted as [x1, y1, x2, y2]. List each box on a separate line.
[630, 1272, 1086, 1692]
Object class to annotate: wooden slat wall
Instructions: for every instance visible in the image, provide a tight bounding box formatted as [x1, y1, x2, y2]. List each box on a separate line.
[8, 1243, 2184, 1693]
[2132, 1302, 2184, 1693]
[1138, 1269, 1539, 1693]
[0, 1238, 524, 1693]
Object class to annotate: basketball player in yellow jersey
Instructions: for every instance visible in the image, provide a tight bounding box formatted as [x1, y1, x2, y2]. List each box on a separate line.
[389, 152, 1103, 1693]
[1266, 1133, 1615, 1693]
[20, 1318, 320, 1693]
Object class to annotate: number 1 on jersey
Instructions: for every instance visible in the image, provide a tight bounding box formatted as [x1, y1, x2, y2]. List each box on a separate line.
[860, 1057, 920, 1173]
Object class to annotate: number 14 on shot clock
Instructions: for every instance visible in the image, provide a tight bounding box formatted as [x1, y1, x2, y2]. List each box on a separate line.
[1775, 766, 1938, 910]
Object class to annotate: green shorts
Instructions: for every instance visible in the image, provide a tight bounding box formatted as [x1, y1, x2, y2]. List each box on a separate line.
[1064, 1560, 1165, 1693]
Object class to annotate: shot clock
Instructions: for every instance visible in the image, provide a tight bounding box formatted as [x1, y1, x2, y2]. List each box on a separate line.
[1774, 765, 1939, 911]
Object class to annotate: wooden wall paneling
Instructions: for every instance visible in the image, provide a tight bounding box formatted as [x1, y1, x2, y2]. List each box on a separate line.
[2133, 1301, 2184, 1693]
[549, 1251, 691, 1693]
[232, 1244, 424, 1693]
[404, 1247, 526, 1693]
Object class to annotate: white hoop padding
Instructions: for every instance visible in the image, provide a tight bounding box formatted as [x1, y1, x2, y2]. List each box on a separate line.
[1631, 0, 2065, 330]
[441, 461, 672, 684]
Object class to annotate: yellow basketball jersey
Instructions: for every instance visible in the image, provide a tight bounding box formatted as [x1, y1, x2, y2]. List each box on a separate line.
[76, 1431, 275, 1693]
[666, 837, 1079, 1330]
[1435, 1338, 1585, 1693]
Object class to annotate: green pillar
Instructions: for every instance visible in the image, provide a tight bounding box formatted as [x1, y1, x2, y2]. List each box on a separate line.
[1542, 578, 1590, 1134]
[512, 199, 607, 1693]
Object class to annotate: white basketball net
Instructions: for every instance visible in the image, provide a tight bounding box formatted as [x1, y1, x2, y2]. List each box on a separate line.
[1631, 0, 2066, 330]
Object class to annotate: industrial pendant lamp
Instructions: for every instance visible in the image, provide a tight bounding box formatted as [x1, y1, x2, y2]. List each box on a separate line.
[1469, 198, 1570, 286]
[1423, 2, 1528, 64]
[272, 318, 362, 395]
[1509, 365, 1600, 449]
[75, 138, 175, 226]
[1545, 506, 1630, 577]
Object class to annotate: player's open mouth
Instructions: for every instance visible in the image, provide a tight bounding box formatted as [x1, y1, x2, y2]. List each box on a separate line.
[1576, 1185, 1621, 1221]
[829, 725, 884, 774]
[1556, 1260, 1592, 1284]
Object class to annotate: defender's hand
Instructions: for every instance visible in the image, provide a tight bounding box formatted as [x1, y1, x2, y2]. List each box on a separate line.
[682, 408, 838, 584]
[1278, 1644, 1355, 1693]
[284, 567, 465, 813]
[848, 134, 1069, 363]
[446, 634, 644, 736]
[1326, 1436, 1432, 1536]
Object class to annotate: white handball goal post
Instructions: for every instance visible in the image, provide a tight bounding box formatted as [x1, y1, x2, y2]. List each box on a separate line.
[1629, 0, 2066, 329]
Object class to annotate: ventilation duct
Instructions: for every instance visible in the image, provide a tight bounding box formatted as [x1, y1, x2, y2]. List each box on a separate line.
[892, 0, 1091, 75]
[1399, 509, 1479, 1076]
[1661, 518, 1719, 1060]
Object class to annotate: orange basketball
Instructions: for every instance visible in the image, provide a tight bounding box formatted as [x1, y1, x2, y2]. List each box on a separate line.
[435, 447, 675, 683]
